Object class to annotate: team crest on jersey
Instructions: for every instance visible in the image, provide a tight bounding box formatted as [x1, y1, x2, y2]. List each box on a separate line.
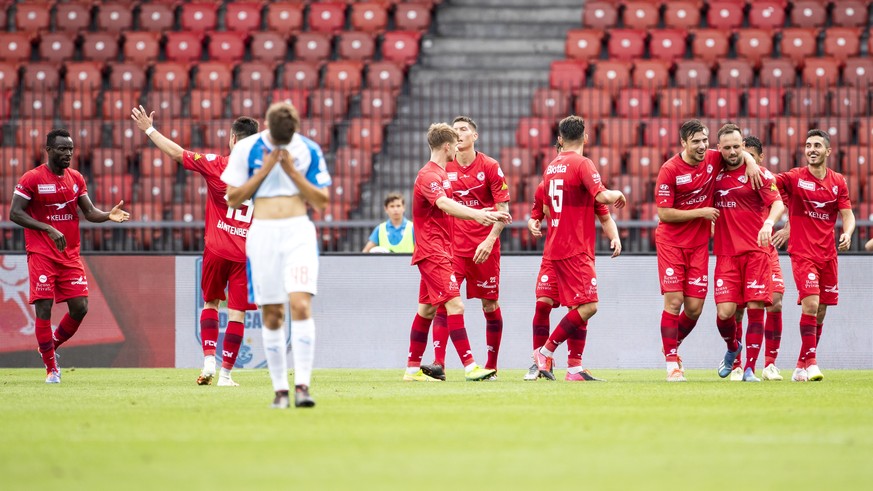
[832, 185, 838, 195]
[738, 175, 747, 184]
[37, 184, 56, 194]
[707, 164, 713, 174]
[798, 179, 815, 191]
[477, 172, 485, 181]
[676, 174, 692, 185]
[497, 167, 504, 178]
[429, 181, 440, 192]
[73, 184, 79, 193]
[447, 172, 458, 181]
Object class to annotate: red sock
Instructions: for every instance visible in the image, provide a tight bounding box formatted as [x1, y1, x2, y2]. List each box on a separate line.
[676, 311, 698, 346]
[798, 313, 817, 368]
[566, 318, 588, 368]
[744, 308, 765, 372]
[53, 313, 82, 349]
[406, 314, 432, 368]
[764, 311, 782, 366]
[431, 307, 448, 366]
[816, 323, 823, 348]
[221, 321, 245, 370]
[447, 313, 474, 367]
[532, 301, 552, 350]
[545, 309, 582, 352]
[200, 309, 219, 356]
[716, 316, 739, 352]
[484, 308, 503, 370]
[660, 311, 680, 362]
[36, 318, 57, 373]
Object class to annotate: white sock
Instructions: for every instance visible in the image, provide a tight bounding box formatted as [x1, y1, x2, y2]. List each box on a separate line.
[219, 367, 232, 379]
[540, 347, 554, 357]
[291, 318, 316, 387]
[464, 362, 477, 373]
[567, 366, 583, 374]
[262, 326, 289, 392]
[202, 355, 216, 375]
[666, 361, 679, 373]
[406, 366, 420, 375]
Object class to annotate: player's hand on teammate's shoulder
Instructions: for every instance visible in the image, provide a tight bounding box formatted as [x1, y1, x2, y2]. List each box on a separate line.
[108, 200, 130, 223]
[744, 155, 764, 189]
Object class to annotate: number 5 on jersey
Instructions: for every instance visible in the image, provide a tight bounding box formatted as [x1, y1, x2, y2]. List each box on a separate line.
[549, 179, 563, 213]
[226, 199, 254, 223]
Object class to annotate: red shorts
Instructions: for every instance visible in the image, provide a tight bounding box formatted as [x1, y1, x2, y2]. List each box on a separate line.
[768, 246, 785, 295]
[790, 255, 839, 305]
[657, 243, 709, 298]
[552, 253, 598, 308]
[714, 251, 772, 306]
[417, 256, 460, 305]
[535, 258, 560, 305]
[201, 249, 257, 311]
[27, 253, 88, 304]
[452, 250, 500, 300]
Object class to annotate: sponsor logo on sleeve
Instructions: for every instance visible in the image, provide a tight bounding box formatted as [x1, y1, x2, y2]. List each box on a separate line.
[206, 154, 217, 161]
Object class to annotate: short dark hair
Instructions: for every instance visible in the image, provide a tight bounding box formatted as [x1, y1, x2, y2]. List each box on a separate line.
[679, 119, 707, 142]
[743, 136, 763, 155]
[384, 192, 404, 207]
[266, 103, 299, 145]
[717, 123, 742, 142]
[46, 128, 71, 147]
[452, 116, 477, 131]
[232, 117, 259, 139]
[807, 129, 831, 147]
[558, 115, 585, 142]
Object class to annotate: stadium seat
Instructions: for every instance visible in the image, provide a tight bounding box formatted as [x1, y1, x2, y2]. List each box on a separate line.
[609, 175, 647, 205]
[329, 176, 362, 207]
[858, 119, 873, 146]
[308, 2, 347, 34]
[139, 148, 179, 178]
[207, 32, 247, 63]
[200, 119, 234, 149]
[732, 117, 773, 143]
[108, 121, 147, 149]
[759, 58, 798, 88]
[64, 122, 102, 157]
[324, 60, 363, 92]
[607, 30, 646, 61]
[350, 2, 388, 33]
[832, 1, 869, 28]
[180, 3, 219, 32]
[823, 28, 862, 62]
[347, 118, 384, 152]
[55, 2, 91, 33]
[786, 87, 826, 117]
[97, 3, 134, 32]
[748, 1, 787, 29]
[250, 32, 289, 63]
[565, 30, 604, 60]
[394, 3, 432, 31]
[146, 91, 185, 119]
[819, 117, 853, 148]
[802, 58, 839, 87]
[589, 146, 622, 183]
[0, 32, 33, 62]
[171, 202, 206, 226]
[271, 89, 310, 116]
[643, 118, 680, 148]
[830, 86, 869, 117]
[626, 147, 663, 179]
[310, 89, 349, 120]
[14, 119, 55, 152]
[19, 91, 55, 119]
[165, 32, 205, 63]
[359, 88, 397, 122]
[658, 88, 698, 118]
[663, 1, 701, 29]
[674, 60, 712, 87]
[65, 62, 103, 91]
[81, 33, 120, 63]
[616, 88, 653, 118]
[299, 118, 334, 147]
[102, 89, 141, 120]
[599, 118, 640, 147]
[549, 60, 587, 91]
[574, 87, 612, 119]
[138, 177, 175, 206]
[38, 32, 76, 62]
[648, 30, 688, 62]
[189, 90, 225, 120]
[690, 29, 729, 64]
[844, 58, 873, 88]
[706, 1, 744, 29]
[93, 175, 134, 205]
[382, 31, 421, 66]
[0, 63, 18, 89]
[702, 88, 741, 118]
[366, 61, 405, 92]
[265, 2, 304, 32]
[499, 147, 537, 182]
[137, 4, 175, 32]
[842, 146, 872, 187]
[0, 148, 33, 178]
[790, 0, 827, 27]
[759, 145, 794, 172]
[632, 60, 670, 88]
[91, 148, 130, 177]
[716, 59, 755, 87]
[14, 2, 51, 31]
[592, 60, 631, 94]
[780, 28, 818, 63]
[337, 31, 376, 61]
[582, 1, 618, 29]
[22, 62, 60, 89]
[746, 87, 784, 118]
[771, 117, 812, 148]
[237, 62, 276, 91]
[108, 62, 146, 90]
[194, 62, 233, 90]
[152, 63, 191, 91]
[515, 118, 554, 149]
[735, 29, 774, 65]
[224, 2, 263, 33]
[333, 146, 374, 179]
[622, 1, 659, 29]
[123, 32, 161, 64]
[294, 32, 333, 63]
[531, 88, 571, 119]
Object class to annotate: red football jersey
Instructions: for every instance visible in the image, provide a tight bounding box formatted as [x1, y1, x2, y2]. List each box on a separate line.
[713, 165, 781, 256]
[446, 152, 510, 256]
[775, 166, 852, 261]
[14, 164, 88, 262]
[542, 152, 607, 261]
[411, 162, 453, 265]
[532, 180, 608, 221]
[182, 151, 250, 262]
[655, 149, 724, 248]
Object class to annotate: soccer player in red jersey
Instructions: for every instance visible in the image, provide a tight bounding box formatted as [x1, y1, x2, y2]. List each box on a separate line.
[712, 124, 785, 382]
[655, 119, 762, 382]
[524, 178, 621, 381]
[531, 116, 627, 382]
[421, 116, 510, 380]
[404, 123, 510, 382]
[773, 129, 855, 382]
[9, 129, 130, 383]
[132, 106, 260, 387]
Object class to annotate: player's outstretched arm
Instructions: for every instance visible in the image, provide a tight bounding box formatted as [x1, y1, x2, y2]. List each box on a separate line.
[595, 189, 627, 208]
[279, 155, 329, 212]
[838, 208, 856, 252]
[225, 148, 284, 208]
[131, 106, 185, 163]
[658, 206, 719, 223]
[435, 196, 510, 226]
[473, 201, 509, 264]
[78, 194, 130, 223]
[598, 213, 622, 258]
[9, 195, 66, 251]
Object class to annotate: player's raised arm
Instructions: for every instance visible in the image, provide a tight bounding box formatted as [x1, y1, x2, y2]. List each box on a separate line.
[131, 105, 185, 163]
[435, 197, 510, 225]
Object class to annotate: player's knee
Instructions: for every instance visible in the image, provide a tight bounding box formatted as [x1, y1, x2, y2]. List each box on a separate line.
[69, 298, 88, 320]
[769, 295, 783, 312]
[261, 305, 284, 328]
[227, 309, 246, 323]
[578, 303, 597, 319]
[34, 300, 53, 320]
[444, 298, 464, 316]
[289, 298, 312, 321]
[717, 307, 735, 321]
[204, 300, 220, 310]
[481, 299, 498, 312]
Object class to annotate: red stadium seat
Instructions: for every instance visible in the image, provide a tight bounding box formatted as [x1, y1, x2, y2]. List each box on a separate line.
[748, 1, 787, 30]
[194, 62, 233, 90]
[0, 63, 19, 89]
[350, 2, 388, 33]
[858, 120, 873, 146]
[19, 91, 55, 119]
[91, 148, 130, 177]
[271, 89, 310, 116]
[658, 88, 698, 118]
[616, 88, 653, 118]
[93, 175, 134, 205]
[649, 30, 687, 62]
[702, 87, 741, 118]
[843, 58, 873, 88]
[632, 60, 670, 88]
[549, 60, 587, 91]
[516, 118, 554, 149]
[690, 29, 729, 65]
[207, 32, 247, 63]
[706, 1, 744, 29]
[759, 58, 797, 88]
[565, 30, 604, 60]
[589, 146, 622, 183]
[790, 1, 827, 28]
[832, 1, 869, 28]
[97, 3, 134, 32]
[308, 2, 346, 34]
[758, 145, 794, 172]
[608, 175, 647, 204]
[0, 33, 33, 62]
[395, 3, 432, 31]
[165, 33, 204, 63]
[171, 202, 206, 225]
[346, 117, 384, 152]
[574, 88, 612, 119]
[582, 1, 618, 29]
[716, 59, 755, 87]
[626, 147, 663, 179]
[663, 1, 701, 29]
[250, 32, 288, 63]
[382, 31, 421, 66]
[359, 88, 396, 122]
[15, 2, 51, 31]
[323, 61, 363, 92]
[786, 87, 826, 117]
[15, 119, 55, 153]
[108, 121, 147, 149]
[55, 2, 91, 33]
[780, 28, 818, 64]
[137, 4, 175, 32]
[38, 32, 75, 62]
[622, 1, 659, 29]
[643, 118, 680, 148]
[123, 32, 161, 64]
[591, 60, 631, 94]
[842, 146, 872, 187]
[674, 60, 712, 87]
[81, 33, 120, 62]
[108, 62, 146, 90]
[152, 63, 191, 91]
[237, 62, 276, 91]
[65, 62, 103, 91]
[607, 29, 646, 61]
[819, 117, 853, 148]
[299, 118, 333, 147]
[22, 62, 60, 89]
[732, 117, 773, 143]
[200, 119, 234, 149]
[802, 57, 839, 87]
[746, 87, 784, 118]
[337, 31, 376, 61]
[294, 32, 333, 63]
[102, 89, 141, 120]
[180, 3, 219, 32]
[333, 146, 374, 179]
[735, 29, 774, 65]
[145, 91, 185, 119]
[138, 176, 175, 206]
[0, 147, 34, 177]
[310, 89, 349, 120]
[823, 28, 862, 62]
[366, 61, 405, 92]
[64, 121, 102, 157]
[531, 88, 571, 119]
[60, 91, 96, 120]
[830, 86, 869, 117]
[224, 2, 263, 33]
[599, 118, 640, 147]
[189, 90, 225, 121]
[331, 176, 362, 206]
[265, 2, 304, 32]
[499, 147, 537, 182]
[139, 148, 179, 178]
[771, 117, 812, 148]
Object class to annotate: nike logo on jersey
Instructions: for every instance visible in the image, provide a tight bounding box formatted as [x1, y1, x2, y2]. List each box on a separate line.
[454, 183, 485, 198]
[805, 199, 837, 209]
[716, 185, 744, 197]
[49, 197, 78, 210]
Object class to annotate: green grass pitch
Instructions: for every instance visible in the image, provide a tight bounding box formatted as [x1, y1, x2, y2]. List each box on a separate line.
[2, 368, 872, 490]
